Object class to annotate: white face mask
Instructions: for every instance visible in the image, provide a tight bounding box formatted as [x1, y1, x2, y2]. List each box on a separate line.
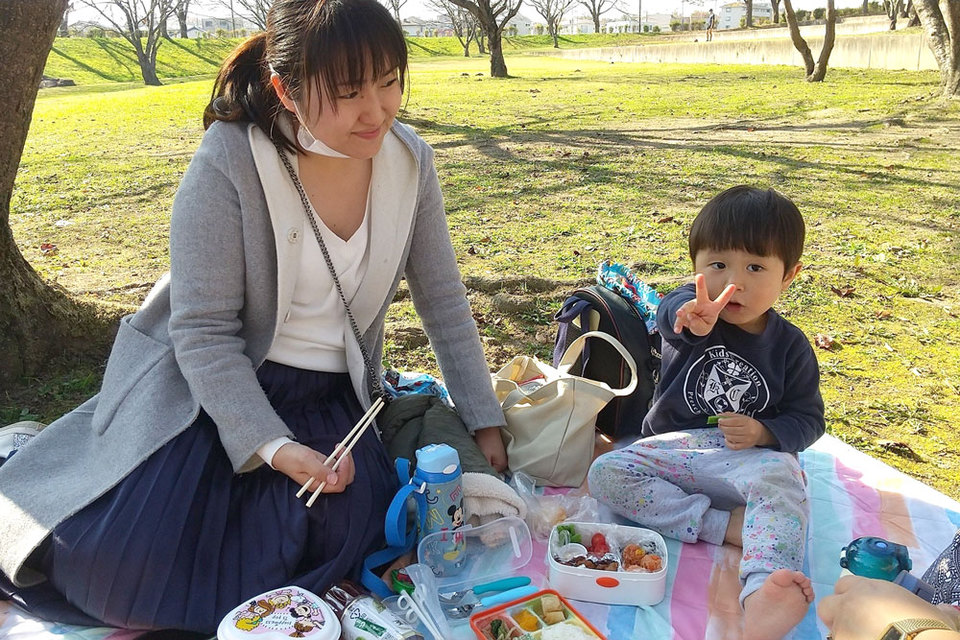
[291, 99, 352, 159]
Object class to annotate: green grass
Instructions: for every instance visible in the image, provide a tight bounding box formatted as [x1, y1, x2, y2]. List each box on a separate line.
[14, 52, 960, 501]
[43, 33, 668, 85]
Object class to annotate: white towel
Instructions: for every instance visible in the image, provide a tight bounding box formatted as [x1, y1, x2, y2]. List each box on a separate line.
[462, 472, 528, 527]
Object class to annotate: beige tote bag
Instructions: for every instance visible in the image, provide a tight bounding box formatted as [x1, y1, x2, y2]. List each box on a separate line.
[493, 331, 638, 487]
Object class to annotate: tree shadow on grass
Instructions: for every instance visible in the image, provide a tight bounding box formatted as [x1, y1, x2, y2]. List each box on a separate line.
[164, 38, 223, 68]
[405, 113, 960, 238]
[406, 39, 449, 57]
[49, 46, 130, 83]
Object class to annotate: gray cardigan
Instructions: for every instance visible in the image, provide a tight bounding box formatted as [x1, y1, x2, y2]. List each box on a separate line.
[0, 120, 504, 587]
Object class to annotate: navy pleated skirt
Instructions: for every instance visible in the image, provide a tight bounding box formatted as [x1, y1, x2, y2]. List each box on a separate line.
[29, 362, 396, 633]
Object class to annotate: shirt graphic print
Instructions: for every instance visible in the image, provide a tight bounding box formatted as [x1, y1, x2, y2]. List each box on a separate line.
[683, 345, 770, 416]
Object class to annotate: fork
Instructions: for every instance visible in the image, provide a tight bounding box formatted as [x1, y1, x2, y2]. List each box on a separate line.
[438, 576, 532, 606]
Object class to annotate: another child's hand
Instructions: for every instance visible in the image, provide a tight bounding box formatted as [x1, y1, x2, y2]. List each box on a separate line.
[475, 426, 508, 472]
[717, 413, 775, 450]
[673, 274, 736, 336]
[273, 442, 355, 494]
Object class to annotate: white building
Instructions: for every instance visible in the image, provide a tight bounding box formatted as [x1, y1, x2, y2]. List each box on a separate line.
[718, 2, 773, 29]
[560, 15, 596, 34]
[505, 13, 534, 36]
[400, 16, 455, 36]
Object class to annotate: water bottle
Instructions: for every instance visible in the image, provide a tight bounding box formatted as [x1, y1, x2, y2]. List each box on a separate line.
[413, 444, 465, 570]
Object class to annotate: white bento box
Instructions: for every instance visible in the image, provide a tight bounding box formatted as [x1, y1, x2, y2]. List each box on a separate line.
[546, 521, 668, 606]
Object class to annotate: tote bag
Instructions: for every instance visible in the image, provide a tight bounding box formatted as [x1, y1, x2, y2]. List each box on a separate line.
[492, 331, 638, 487]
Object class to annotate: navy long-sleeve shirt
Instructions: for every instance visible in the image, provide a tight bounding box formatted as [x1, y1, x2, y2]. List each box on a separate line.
[641, 283, 825, 454]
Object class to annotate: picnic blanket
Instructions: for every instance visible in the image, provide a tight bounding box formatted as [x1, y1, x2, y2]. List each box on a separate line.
[2, 434, 958, 640]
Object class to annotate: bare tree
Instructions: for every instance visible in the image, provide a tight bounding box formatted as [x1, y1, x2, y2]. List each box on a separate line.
[529, 0, 575, 46]
[578, 0, 617, 32]
[446, 0, 522, 77]
[428, 0, 481, 56]
[912, 0, 960, 97]
[781, 0, 836, 81]
[215, 0, 269, 30]
[59, 2, 75, 36]
[175, 0, 191, 37]
[382, 0, 408, 23]
[77, 0, 175, 85]
[883, 0, 903, 29]
[1, 0, 117, 385]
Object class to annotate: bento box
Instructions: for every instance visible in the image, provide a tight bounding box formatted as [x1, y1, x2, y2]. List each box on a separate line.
[546, 521, 668, 606]
[217, 585, 340, 640]
[470, 589, 606, 640]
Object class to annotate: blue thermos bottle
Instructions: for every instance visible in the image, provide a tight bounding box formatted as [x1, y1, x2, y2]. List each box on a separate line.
[414, 444, 465, 567]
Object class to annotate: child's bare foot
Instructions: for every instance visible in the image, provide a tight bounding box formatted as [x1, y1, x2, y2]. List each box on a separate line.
[724, 506, 745, 547]
[743, 569, 814, 640]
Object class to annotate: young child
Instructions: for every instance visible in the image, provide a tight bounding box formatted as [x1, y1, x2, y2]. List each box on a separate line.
[589, 185, 825, 640]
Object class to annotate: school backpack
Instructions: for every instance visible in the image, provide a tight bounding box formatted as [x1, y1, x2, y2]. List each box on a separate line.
[554, 284, 661, 440]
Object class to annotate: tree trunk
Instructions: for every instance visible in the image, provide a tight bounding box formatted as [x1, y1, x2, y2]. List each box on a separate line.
[59, 4, 70, 36]
[487, 29, 508, 76]
[0, 0, 118, 386]
[913, 0, 960, 96]
[746, 0, 754, 27]
[862, 0, 869, 14]
[773, 0, 781, 23]
[551, 20, 560, 47]
[808, 0, 836, 81]
[592, 13, 601, 32]
[179, 12, 188, 38]
[137, 52, 162, 85]
[782, 0, 815, 75]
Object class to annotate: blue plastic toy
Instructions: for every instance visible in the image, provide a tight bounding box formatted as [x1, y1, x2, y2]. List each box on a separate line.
[839, 536, 912, 581]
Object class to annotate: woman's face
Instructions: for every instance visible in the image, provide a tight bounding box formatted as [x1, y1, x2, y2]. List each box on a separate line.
[284, 68, 403, 160]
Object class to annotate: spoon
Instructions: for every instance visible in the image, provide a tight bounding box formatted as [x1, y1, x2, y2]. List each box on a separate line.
[443, 584, 540, 619]
[438, 576, 532, 605]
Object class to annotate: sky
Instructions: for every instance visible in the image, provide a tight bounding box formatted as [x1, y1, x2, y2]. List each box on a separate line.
[69, 0, 868, 26]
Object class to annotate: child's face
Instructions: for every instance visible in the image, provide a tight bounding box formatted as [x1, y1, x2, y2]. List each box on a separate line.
[693, 247, 801, 334]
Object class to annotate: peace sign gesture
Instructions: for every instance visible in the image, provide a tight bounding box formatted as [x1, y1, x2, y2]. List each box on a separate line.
[673, 274, 736, 336]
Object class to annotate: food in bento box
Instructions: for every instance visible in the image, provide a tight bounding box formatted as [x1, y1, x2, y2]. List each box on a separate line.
[621, 543, 663, 572]
[540, 593, 562, 614]
[588, 533, 609, 556]
[513, 609, 540, 632]
[540, 622, 595, 639]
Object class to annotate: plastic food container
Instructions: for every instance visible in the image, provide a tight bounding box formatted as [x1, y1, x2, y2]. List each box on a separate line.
[546, 521, 668, 606]
[217, 585, 340, 640]
[470, 589, 605, 640]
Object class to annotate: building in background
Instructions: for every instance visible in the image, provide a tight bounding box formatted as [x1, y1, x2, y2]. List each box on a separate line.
[718, 1, 773, 29]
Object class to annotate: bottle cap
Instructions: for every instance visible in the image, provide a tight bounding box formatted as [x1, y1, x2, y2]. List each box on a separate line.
[415, 443, 460, 475]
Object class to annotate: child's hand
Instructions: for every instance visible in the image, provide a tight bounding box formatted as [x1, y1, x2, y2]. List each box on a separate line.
[717, 413, 775, 450]
[673, 274, 736, 336]
[475, 426, 508, 472]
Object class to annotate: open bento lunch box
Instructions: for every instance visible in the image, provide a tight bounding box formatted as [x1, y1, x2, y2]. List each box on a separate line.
[470, 589, 606, 640]
[546, 521, 668, 606]
[217, 585, 340, 640]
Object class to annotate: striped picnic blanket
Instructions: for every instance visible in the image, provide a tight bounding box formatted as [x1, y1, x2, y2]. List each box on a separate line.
[2, 435, 958, 640]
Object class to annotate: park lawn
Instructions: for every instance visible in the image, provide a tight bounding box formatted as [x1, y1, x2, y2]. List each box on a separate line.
[9, 55, 960, 500]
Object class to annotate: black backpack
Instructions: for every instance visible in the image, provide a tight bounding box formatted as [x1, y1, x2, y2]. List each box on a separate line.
[554, 285, 661, 440]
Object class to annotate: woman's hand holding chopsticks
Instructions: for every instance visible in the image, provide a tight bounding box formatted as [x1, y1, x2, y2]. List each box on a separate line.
[274, 443, 356, 495]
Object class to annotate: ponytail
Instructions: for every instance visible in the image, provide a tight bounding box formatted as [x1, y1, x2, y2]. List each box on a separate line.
[204, 33, 294, 152]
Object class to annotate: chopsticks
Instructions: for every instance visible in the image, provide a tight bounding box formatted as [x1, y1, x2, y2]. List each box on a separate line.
[296, 396, 385, 508]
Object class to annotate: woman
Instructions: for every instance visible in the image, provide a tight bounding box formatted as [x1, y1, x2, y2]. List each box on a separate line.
[0, 0, 506, 632]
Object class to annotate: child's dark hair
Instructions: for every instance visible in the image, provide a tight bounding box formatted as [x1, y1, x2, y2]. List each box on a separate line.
[689, 185, 805, 273]
[203, 0, 408, 152]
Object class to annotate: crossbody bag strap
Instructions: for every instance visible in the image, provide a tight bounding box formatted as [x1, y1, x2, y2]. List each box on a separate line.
[275, 146, 388, 404]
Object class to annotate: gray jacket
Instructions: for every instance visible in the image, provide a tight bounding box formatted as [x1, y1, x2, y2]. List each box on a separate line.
[0, 120, 504, 587]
